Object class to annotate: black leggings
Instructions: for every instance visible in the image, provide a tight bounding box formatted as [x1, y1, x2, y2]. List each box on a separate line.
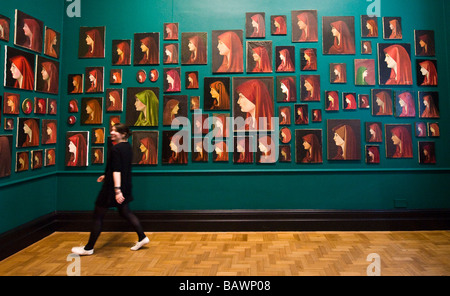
[85, 203, 146, 250]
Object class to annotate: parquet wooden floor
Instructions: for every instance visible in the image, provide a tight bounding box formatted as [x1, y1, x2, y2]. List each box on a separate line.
[0, 231, 449, 276]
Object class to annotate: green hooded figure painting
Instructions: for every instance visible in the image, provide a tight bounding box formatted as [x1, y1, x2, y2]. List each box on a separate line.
[134, 89, 159, 126]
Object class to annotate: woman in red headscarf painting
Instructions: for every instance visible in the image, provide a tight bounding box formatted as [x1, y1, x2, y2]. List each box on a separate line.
[250, 46, 272, 73]
[368, 123, 382, 143]
[302, 49, 317, 70]
[327, 20, 355, 54]
[294, 11, 318, 42]
[326, 91, 339, 111]
[22, 18, 42, 52]
[418, 60, 437, 86]
[234, 137, 253, 164]
[138, 136, 157, 165]
[419, 142, 436, 164]
[301, 133, 322, 163]
[84, 99, 103, 124]
[115, 41, 131, 65]
[279, 77, 296, 102]
[366, 146, 380, 164]
[138, 35, 158, 65]
[374, 90, 393, 116]
[45, 121, 57, 144]
[387, 19, 402, 39]
[67, 133, 88, 167]
[185, 34, 207, 64]
[397, 91, 415, 117]
[344, 93, 356, 110]
[215, 31, 243, 73]
[44, 28, 58, 58]
[331, 123, 359, 160]
[235, 79, 274, 131]
[420, 94, 439, 118]
[249, 14, 265, 38]
[22, 118, 40, 147]
[382, 44, 412, 85]
[277, 48, 295, 72]
[302, 75, 320, 101]
[209, 80, 230, 110]
[83, 28, 104, 58]
[164, 44, 178, 64]
[39, 61, 59, 94]
[9, 55, 34, 90]
[107, 90, 123, 112]
[86, 68, 103, 93]
[164, 23, 178, 40]
[273, 16, 287, 35]
[167, 133, 188, 164]
[388, 125, 413, 158]
[4, 93, 20, 114]
[165, 69, 181, 92]
[258, 136, 276, 163]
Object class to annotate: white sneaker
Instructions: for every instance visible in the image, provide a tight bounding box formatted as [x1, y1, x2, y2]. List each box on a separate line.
[71, 246, 94, 256]
[130, 237, 149, 251]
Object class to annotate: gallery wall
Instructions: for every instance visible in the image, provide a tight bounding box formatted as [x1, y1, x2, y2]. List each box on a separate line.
[1, 0, 449, 233]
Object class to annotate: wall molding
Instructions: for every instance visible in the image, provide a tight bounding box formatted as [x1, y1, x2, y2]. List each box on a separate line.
[1, 209, 449, 261]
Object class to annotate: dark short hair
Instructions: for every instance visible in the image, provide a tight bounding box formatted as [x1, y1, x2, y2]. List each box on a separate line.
[113, 123, 130, 139]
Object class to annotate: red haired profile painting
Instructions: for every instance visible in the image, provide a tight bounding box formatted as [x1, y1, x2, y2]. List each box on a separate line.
[85, 67, 104, 93]
[212, 30, 243, 73]
[15, 11, 43, 53]
[0, 15, 10, 42]
[366, 145, 380, 164]
[301, 48, 317, 71]
[134, 33, 159, 65]
[247, 41, 272, 73]
[79, 26, 105, 58]
[246, 13, 265, 38]
[301, 75, 320, 102]
[325, 91, 340, 111]
[386, 124, 413, 159]
[295, 129, 323, 164]
[164, 23, 178, 40]
[276, 46, 295, 72]
[378, 43, 412, 85]
[6, 46, 35, 91]
[292, 10, 318, 42]
[66, 132, 89, 167]
[271, 15, 287, 35]
[327, 119, 361, 161]
[366, 122, 382, 143]
[419, 142, 436, 164]
[395, 91, 415, 118]
[372, 89, 393, 116]
[113, 40, 131, 65]
[132, 131, 158, 165]
[323, 17, 356, 55]
[36, 57, 59, 94]
[383, 17, 402, 40]
[277, 77, 296, 102]
[182, 33, 207, 65]
[419, 92, 439, 119]
[18, 118, 40, 148]
[234, 136, 253, 164]
[417, 60, 437, 86]
[44, 27, 60, 59]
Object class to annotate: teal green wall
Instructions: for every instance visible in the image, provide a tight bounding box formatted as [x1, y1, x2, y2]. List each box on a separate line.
[1, 0, 449, 234]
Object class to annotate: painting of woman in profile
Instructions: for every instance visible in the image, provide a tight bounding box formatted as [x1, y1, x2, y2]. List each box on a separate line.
[257, 136, 276, 163]
[415, 30, 435, 56]
[17, 118, 40, 148]
[361, 15, 378, 38]
[277, 77, 296, 102]
[134, 33, 159, 65]
[162, 131, 188, 165]
[295, 129, 322, 164]
[301, 75, 320, 102]
[246, 13, 265, 38]
[44, 27, 60, 59]
[383, 17, 402, 39]
[419, 142, 436, 164]
[378, 43, 412, 85]
[385, 124, 413, 159]
[164, 68, 181, 92]
[366, 145, 380, 164]
[164, 44, 179, 64]
[66, 131, 89, 167]
[125, 87, 159, 127]
[79, 26, 105, 58]
[164, 23, 178, 40]
[163, 95, 187, 126]
[234, 136, 253, 164]
[16, 151, 29, 172]
[395, 91, 415, 118]
[68, 74, 83, 94]
[36, 57, 59, 94]
[291, 10, 318, 42]
[3, 93, 20, 115]
[5, 46, 35, 91]
[327, 119, 361, 161]
[419, 92, 439, 119]
[204, 77, 230, 110]
[325, 91, 339, 111]
[247, 41, 273, 73]
[354, 59, 375, 86]
[323, 16, 355, 55]
[42, 119, 57, 145]
[276, 46, 295, 72]
[112, 40, 131, 65]
[233, 77, 274, 131]
[81, 97, 103, 125]
[212, 30, 243, 73]
[132, 131, 158, 165]
[182, 33, 207, 65]
[0, 135, 12, 178]
[106, 89, 123, 112]
[85, 67, 104, 93]
[271, 15, 286, 35]
[417, 60, 437, 86]
[15, 10, 43, 53]
[213, 141, 229, 162]
[371, 89, 393, 116]
[301, 48, 317, 71]
[0, 15, 10, 42]
[192, 138, 208, 162]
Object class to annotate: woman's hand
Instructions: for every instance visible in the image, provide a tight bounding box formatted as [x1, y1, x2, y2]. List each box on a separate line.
[115, 191, 125, 204]
[97, 175, 105, 182]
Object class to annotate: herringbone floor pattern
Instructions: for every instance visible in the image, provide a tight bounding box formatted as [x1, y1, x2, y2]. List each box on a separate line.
[0, 231, 449, 276]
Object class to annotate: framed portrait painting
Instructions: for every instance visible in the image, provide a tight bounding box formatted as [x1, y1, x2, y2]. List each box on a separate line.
[300, 75, 320, 101]
[35, 56, 59, 94]
[354, 59, 375, 86]
[3, 92, 20, 115]
[276, 76, 296, 102]
[322, 16, 355, 55]
[295, 129, 323, 164]
[162, 130, 188, 165]
[41, 119, 57, 145]
[85, 66, 104, 93]
[327, 119, 361, 161]
[80, 97, 103, 125]
[394, 90, 415, 118]
[378, 43, 412, 85]
[125, 87, 159, 127]
[275, 46, 295, 72]
[181, 32, 207, 65]
[131, 131, 158, 165]
[361, 15, 378, 38]
[112, 39, 131, 65]
[371, 89, 393, 116]
[414, 30, 435, 56]
[14, 10, 43, 53]
[291, 10, 318, 42]
[0, 15, 10, 42]
[164, 68, 181, 92]
[65, 131, 89, 167]
[16, 151, 29, 172]
[67, 74, 83, 94]
[246, 12, 265, 38]
[44, 27, 61, 59]
[300, 48, 317, 71]
[133, 32, 159, 65]
[105, 88, 123, 112]
[163, 43, 179, 64]
[4, 46, 35, 91]
[163, 95, 188, 126]
[418, 141, 436, 164]
[79, 26, 105, 58]
[16, 117, 40, 148]
[416, 59, 437, 86]
[192, 137, 209, 162]
[31, 150, 43, 170]
[247, 41, 273, 73]
[271, 15, 287, 35]
[383, 17, 402, 40]
[164, 23, 178, 40]
[204, 77, 230, 110]
[418, 91, 439, 119]
[45, 149, 56, 167]
[234, 136, 254, 164]
[365, 145, 380, 164]
[385, 124, 413, 159]
[212, 30, 243, 74]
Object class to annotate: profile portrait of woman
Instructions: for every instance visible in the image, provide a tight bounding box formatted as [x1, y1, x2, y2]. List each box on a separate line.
[419, 142, 436, 164]
[92, 148, 104, 165]
[186, 72, 199, 89]
[9, 55, 35, 90]
[22, 18, 42, 52]
[331, 123, 359, 160]
[164, 23, 178, 40]
[134, 89, 159, 126]
[420, 93, 439, 118]
[272, 16, 287, 35]
[44, 121, 57, 144]
[387, 18, 402, 39]
[277, 48, 295, 72]
[295, 104, 308, 125]
[66, 133, 88, 167]
[250, 46, 272, 73]
[93, 128, 105, 144]
[209, 80, 230, 110]
[364, 18, 378, 37]
[107, 90, 123, 112]
[362, 41, 372, 54]
[300, 133, 322, 163]
[0, 135, 12, 178]
[70, 75, 83, 93]
[214, 141, 229, 162]
[327, 20, 355, 54]
[235, 79, 274, 131]
[366, 146, 380, 164]
[165, 69, 181, 92]
[418, 60, 437, 86]
[21, 118, 40, 147]
[416, 32, 435, 56]
[215, 31, 243, 73]
[248, 13, 265, 38]
[367, 123, 382, 143]
[114, 41, 131, 65]
[164, 44, 178, 64]
[110, 70, 122, 84]
[167, 133, 188, 164]
[46, 149, 56, 166]
[185, 34, 207, 64]
[234, 137, 253, 164]
[138, 136, 157, 165]
[44, 28, 59, 58]
[302, 48, 317, 70]
[294, 11, 318, 42]
[325, 91, 339, 111]
[416, 122, 427, 138]
[301, 75, 320, 101]
[193, 139, 208, 162]
[382, 44, 412, 85]
[429, 123, 440, 137]
[16, 152, 29, 172]
[344, 93, 357, 110]
[33, 152, 44, 170]
[163, 98, 180, 126]
[0, 17, 10, 42]
[38, 60, 59, 94]
[4, 93, 20, 114]
[356, 66, 369, 85]
[396, 91, 415, 117]
[136, 35, 158, 65]
[84, 99, 103, 125]
[279, 77, 296, 102]
[373, 90, 393, 116]
[258, 136, 276, 163]
[331, 64, 346, 83]
[86, 68, 103, 93]
[388, 125, 413, 158]
[83, 28, 104, 58]
[278, 107, 291, 125]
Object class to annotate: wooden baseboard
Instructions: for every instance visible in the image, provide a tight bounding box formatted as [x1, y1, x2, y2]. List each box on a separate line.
[2, 209, 449, 261]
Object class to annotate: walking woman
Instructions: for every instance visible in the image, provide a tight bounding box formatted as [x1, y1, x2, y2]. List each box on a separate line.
[71, 123, 148, 255]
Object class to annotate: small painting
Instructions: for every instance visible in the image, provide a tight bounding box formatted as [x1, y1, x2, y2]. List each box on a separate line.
[164, 23, 178, 40]
[325, 91, 339, 111]
[132, 131, 158, 165]
[383, 17, 402, 39]
[291, 10, 318, 42]
[366, 122, 383, 143]
[112, 40, 131, 65]
[234, 136, 254, 164]
[246, 12, 265, 38]
[275, 46, 295, 72]
[294, 104, 308, 125]
[212, 30, 243, 73]
[354, 59, 375, 86]
[44, 27, 61, 59]
[278, 106, 291, 125]
[365, 145, 380, 164]
[394, 90, 415, 118]
[45, 149, 56, 166]
[164, 43, 179, 64]
[361, 15, 378, 38]
[35, 56, 59, 94]
[414, 30, 435, 56]
[67, 74, 83, 94]
[385, 124, 413, 158]
[3, 93, 20, 115]
[65, 131, 89, 167]
[105, 88, 123, 112]
[276, 76, 296, 102]
[80, 97, 103, 125]
[162, 130, 189, 165]
[418, 142, 436, 164]
[371, 89, 393, 116]
[186, 71, 199, 89]
[41, 119, 57, 145]
[204, 77, 231, 110]
[418, 91, 439, 118]
[163, 95, 188, 126]
[327, 119, 361, 161]
[0, 15, 10, 42]
[295, 129, 323, 164]
[300, 75, 320, 101]
[14, 10, 43, 53]
[330, 63, 346, 83]
[257, 135, 276, 163]
[300, 48, 317, 71]
[247, 41, 273, 73]
[85, 66, 104, 93]
[192, 137, 208, 162]
[181, 32, 207, 65]
[78, 26, 105, 58]
[91, 147, 104, 165]
[322, 16, 355, 54]
[110, 69, 122, 84]
[16, 151, 29, 172]
[133, 32, 159, 65]
[378, 43, 412, 85]
[416, 59, 437, 86]
[164, 68, 181, 92]
[17, 117, 40, 148]
[271, 15, 287, 35]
